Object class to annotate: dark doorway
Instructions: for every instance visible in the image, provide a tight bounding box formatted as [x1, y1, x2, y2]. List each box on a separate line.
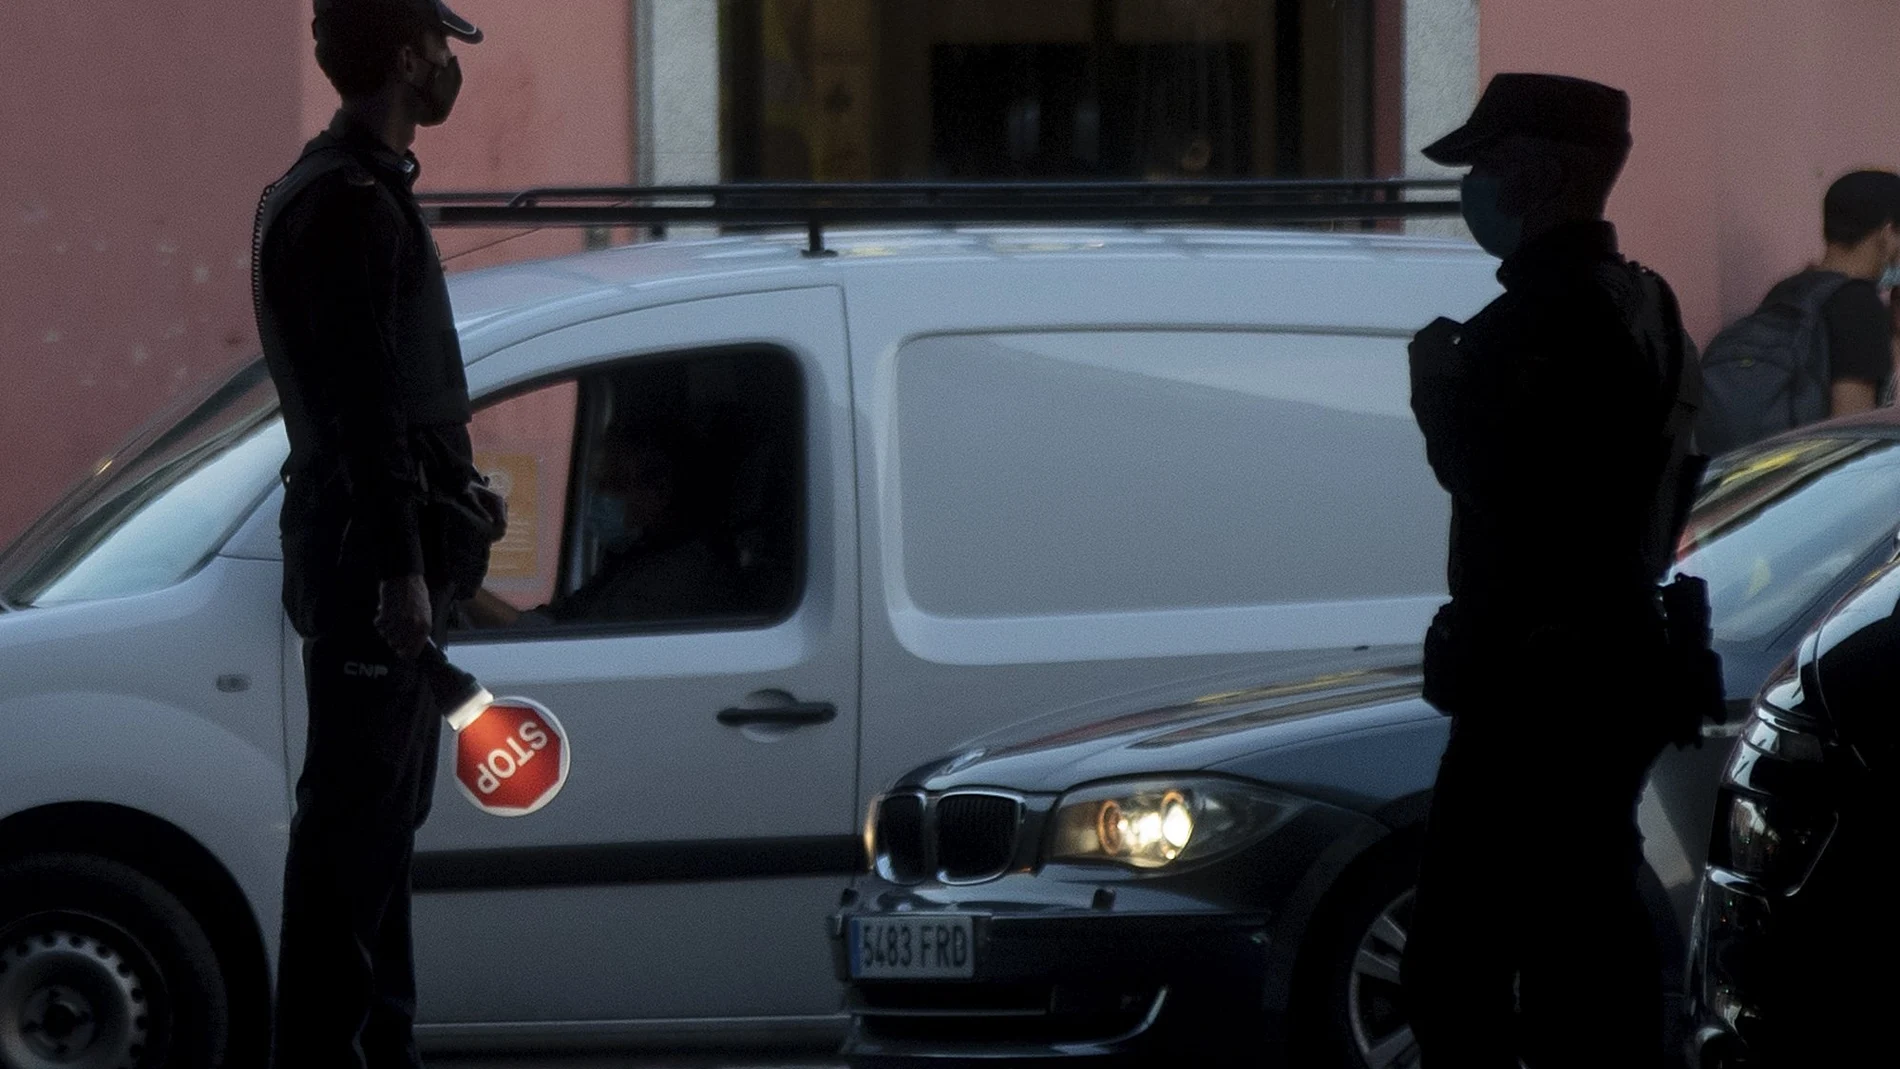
[720, 0, 1388, 183]
[929, 42, 1254, 180]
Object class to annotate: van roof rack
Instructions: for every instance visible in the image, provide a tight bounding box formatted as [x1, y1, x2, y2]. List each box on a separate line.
[416, 178, 1461, 257]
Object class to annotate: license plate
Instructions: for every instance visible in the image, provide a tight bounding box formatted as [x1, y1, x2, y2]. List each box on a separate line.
[849, 915, 976, 979]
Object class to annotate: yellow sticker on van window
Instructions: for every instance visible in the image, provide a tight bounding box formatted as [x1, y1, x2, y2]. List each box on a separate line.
[475, 452, 539, 580]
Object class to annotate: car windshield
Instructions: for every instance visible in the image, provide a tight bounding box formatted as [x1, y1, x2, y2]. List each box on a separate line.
[1675, 435, 1900, 647]
[0, 359, 285, 608]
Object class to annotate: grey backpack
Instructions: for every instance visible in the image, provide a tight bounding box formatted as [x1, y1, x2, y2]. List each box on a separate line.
[1695, 271, 1852, 456]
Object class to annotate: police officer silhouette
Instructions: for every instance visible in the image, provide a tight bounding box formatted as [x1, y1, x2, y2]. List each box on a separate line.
[1403, 74, 1704, 1069]
[252, 3, 502, 1066]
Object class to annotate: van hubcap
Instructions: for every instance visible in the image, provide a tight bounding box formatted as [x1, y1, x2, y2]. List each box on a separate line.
[0, 923, 150, 1069]
[1347, 888, 1420, 1069]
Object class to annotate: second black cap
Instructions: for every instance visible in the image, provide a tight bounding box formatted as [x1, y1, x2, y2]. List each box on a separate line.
[1424, 73, 1629, 165]
[314, 0, 485, 45]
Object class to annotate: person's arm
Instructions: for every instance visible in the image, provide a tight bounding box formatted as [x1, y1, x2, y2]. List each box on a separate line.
[459, 586, 523, 628]
[293, 178, 431, 651]
[1824, 281, 1891, 417]
[1831, 379, 1878, 417]
[1409, 316, 1489, 498]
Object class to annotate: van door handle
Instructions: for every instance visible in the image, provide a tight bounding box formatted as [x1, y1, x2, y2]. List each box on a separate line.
[717, 701, 838, 727]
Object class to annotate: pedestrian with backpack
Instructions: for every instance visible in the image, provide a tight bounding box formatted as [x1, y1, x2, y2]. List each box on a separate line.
[1698, 170, 1900, 455]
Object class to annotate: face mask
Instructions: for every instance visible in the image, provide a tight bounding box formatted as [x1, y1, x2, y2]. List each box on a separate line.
[1879, 262, 1900, 290]
[585, 494, 633, 552]
[412, 53, 462, 127]
[1460, 172, 1526, 260]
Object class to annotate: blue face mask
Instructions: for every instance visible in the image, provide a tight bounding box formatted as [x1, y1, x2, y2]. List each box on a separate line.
[1461, 172, 1526, 260]
[1879, 262, 1900, 290]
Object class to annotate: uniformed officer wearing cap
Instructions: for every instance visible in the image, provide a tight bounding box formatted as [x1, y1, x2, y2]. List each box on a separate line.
[1401, 74, 1700, 1068]
[252, 3, 501, 1065]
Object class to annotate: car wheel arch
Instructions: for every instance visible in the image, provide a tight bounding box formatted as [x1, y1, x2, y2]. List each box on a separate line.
[1275, 816, 1425, 1069]
[0, 800, 273, 1061]
[1294, 789, 1687, 987]
[1271, 789, 1692, 1069]
[1263, 810, 1421, 1017]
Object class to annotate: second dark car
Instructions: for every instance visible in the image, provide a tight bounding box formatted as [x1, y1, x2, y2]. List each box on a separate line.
[832, 415, 1900, 1068]
[1687, 558, 1897, 1068]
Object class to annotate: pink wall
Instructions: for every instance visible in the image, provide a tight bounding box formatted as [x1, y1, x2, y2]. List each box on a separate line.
[0, 1, 305, 542]
[0, 1, 635, 545]
[1480, 0, 1900, 345]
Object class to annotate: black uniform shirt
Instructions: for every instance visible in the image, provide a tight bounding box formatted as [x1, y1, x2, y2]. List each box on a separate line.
[257, 111, 476, 581]
[1411, 221, 1675, 636]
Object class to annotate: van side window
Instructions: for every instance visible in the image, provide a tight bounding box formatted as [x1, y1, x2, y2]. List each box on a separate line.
[457, 348, 804, 634]
[892, 331, 1444, 617]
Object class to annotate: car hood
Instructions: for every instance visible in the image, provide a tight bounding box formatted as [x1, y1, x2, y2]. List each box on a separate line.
[1803, 559, 1900, 756]
[898, 659, 1434, 795]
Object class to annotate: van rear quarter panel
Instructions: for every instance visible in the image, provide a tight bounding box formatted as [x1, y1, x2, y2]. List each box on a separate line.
[845, 247, 1499, 806]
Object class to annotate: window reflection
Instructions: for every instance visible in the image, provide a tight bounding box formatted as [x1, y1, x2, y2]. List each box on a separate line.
[1675, 438, 1900, 646]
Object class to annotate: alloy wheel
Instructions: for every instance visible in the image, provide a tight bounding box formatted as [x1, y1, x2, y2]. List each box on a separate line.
[1345, 887, 1419, 1069]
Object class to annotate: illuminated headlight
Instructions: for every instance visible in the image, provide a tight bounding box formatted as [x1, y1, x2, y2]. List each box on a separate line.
[1045, 777, 1298, 871]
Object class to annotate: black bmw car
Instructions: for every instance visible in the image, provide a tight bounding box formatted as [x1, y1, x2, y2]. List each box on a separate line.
[831, 416, 1900, 1068]
[1687, 558, 1898, 1068]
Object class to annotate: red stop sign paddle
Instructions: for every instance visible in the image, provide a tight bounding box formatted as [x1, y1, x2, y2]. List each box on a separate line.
[451, 697, 570, 817]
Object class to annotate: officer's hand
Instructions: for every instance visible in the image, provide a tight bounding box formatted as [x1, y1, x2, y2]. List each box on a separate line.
[376, 575, 433, 659]
[469, 481, 508, 542]
[1409, 316, 1465, 379]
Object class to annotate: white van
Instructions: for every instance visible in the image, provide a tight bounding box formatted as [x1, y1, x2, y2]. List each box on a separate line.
[0, 219, 1496, 1063]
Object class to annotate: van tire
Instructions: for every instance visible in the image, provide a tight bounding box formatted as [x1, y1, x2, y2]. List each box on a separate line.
[1291, 844, 1422, 1069]
[0, 852, 230, 1069]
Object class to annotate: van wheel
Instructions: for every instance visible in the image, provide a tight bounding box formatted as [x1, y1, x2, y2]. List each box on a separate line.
[0, 854, 229, 1069]
[1293, 849, 1421, 1069]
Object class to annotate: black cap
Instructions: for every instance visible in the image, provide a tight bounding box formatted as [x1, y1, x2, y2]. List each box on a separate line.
[1423, 73, 1630, 165]
[313, 0, 484, 45]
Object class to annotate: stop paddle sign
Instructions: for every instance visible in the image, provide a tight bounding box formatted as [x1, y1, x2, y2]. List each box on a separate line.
[450, 697, 570, 817]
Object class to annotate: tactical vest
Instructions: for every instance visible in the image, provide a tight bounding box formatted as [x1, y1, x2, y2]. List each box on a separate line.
[251, 138, 471, 483]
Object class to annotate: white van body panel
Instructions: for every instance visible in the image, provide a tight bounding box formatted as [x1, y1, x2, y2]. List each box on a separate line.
[0, 228, 1499, 1048]
[840, 234, 1496, 800]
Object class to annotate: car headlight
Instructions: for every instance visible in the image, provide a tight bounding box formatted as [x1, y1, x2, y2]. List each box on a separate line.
[1717, 790, 1833, 893]
[1044, 777, 1298, 871]
[861, 793, 881, 873]
[1725, 795, 1779, 875]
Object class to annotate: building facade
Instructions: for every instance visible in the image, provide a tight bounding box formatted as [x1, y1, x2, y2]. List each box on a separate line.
[2, 1, 1895, 538]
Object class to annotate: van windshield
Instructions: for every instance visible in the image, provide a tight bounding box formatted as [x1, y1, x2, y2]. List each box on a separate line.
[0, 359, 285, 608]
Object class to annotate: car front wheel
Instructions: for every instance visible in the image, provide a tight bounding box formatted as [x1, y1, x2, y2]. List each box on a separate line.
[0, 853, 230, 1069]
[1293, 849, 1421, 1069]
[1342, 885, 1417, 1069]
